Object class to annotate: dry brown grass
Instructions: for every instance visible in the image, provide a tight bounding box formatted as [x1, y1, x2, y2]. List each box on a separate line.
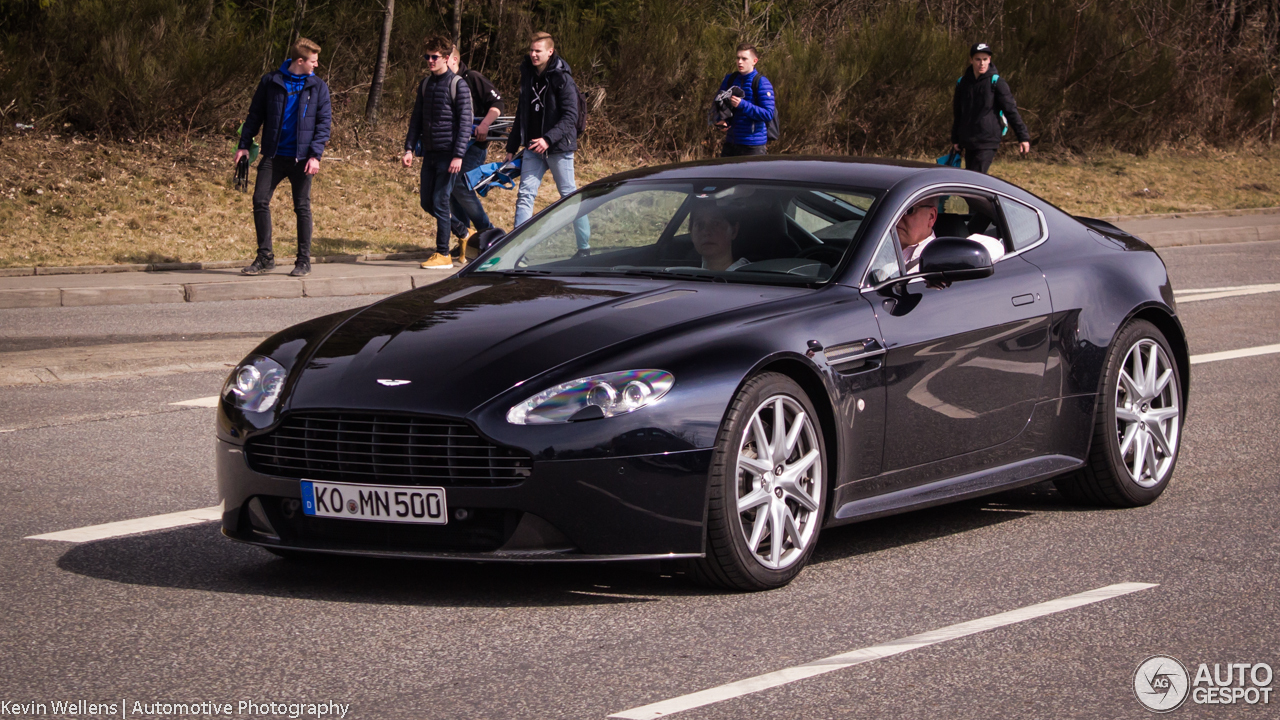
[2, 131, 1278, 268]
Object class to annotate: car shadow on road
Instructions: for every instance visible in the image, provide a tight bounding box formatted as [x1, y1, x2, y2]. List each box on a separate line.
[55, 483, 1093, 606]
[810, 480, 1090, 565]
[54, 523, 699, 607]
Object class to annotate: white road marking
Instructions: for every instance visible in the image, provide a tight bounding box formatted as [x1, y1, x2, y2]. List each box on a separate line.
[25, 505, 222, 543]
[170, 395, 220, 407]
[609, 582, 1158, 720]
[1190, 343, 1280, 365]
[1175, 282, 1280, 303]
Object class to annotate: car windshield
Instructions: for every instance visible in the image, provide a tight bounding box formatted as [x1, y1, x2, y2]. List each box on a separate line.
[471, 180, 878, 285]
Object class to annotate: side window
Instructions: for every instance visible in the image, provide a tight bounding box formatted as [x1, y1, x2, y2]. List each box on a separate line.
[864, 234, 901, 286]
[1001, 198, 1044, 251]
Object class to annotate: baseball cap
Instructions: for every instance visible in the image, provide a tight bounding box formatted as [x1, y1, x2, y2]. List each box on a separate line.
[970, 42, 993, 57]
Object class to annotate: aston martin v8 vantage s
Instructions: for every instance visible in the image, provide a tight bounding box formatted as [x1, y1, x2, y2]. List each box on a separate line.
[217, 157, 1188, 590]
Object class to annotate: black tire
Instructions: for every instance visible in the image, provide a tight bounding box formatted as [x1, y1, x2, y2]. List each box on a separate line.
[1054, 320, 1183, 507]
[690, 373, 827, 591]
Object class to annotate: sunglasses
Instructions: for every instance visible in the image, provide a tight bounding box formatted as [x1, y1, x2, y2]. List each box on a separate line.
[423, 54, 444, 61]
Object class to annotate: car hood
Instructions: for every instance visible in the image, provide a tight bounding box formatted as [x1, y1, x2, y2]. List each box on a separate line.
[285, 275, 802, 417]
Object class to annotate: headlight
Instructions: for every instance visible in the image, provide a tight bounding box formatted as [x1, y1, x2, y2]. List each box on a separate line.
[223, 355, 288, 413]
[507, 369, 674, 425]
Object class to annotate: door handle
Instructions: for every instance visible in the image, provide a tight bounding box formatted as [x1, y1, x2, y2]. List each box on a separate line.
[1012, 293, 1036, 306]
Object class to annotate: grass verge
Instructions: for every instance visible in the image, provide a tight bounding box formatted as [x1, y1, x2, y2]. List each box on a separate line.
[1, 131, 1278, 268]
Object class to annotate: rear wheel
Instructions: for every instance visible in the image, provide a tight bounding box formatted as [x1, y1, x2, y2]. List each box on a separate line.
[1055, 320, 1183, 506]
[692, 373, 827, 591]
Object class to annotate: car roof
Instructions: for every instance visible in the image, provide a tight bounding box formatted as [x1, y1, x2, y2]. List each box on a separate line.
[588, 155, 935, 191]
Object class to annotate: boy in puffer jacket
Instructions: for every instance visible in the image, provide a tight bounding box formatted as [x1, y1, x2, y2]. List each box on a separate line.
[714, 43, 775, 157]
[236, 37, 332, 277]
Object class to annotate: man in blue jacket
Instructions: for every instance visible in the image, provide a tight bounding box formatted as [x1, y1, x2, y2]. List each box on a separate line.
[235, 38, 332, 277]
[714, 43, 775, 157]
[402, 35, 474, 268]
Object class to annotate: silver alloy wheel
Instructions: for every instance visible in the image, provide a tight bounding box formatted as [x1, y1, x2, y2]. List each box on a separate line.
[1114, 338, 1181, 488]
[734, 394, 823, 570]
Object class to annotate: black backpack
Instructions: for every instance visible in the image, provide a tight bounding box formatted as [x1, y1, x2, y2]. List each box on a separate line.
[750, 73, 780, 143]
[563, 75, 588, 138]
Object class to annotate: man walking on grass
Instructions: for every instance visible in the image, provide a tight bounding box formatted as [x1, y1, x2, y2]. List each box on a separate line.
[952, 42, 1031, 174]
[506, 31, 589, 256]
[402, 35, 473, 269]
[714, 43, 775, 157]
[447, 47, 504, 257]
[235, 37, 332, 277]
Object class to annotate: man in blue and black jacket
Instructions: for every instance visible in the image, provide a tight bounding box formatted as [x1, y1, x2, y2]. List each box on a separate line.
[714, 43, 776, 157]
[236, 38, 332, 276]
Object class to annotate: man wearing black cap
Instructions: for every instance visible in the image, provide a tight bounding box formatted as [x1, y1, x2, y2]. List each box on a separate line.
[952, 42, 1030, 174]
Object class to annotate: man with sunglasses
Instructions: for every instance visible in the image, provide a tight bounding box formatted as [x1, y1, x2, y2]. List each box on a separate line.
[402, 35, 473, 268]
[897, 199, 1003, 275]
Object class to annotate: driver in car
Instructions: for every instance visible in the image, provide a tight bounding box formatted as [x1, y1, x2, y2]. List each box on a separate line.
[897, 198, 1004, 274]
[691, 203, 750, 271]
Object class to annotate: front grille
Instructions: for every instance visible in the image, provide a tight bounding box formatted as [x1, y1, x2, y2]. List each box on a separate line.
[245, 412, 531, 487]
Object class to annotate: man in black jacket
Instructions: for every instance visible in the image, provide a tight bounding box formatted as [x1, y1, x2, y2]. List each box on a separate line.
[505, 31, 589, 255]
[402, 35, 473, 268]
[447, 48, 504, 250]
[235, 37, 332, 277]
[952, 42, 1030, 174]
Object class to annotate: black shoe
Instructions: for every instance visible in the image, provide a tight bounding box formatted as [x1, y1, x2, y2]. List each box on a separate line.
[573, 248, 591, 259]
[242, 255, 275, 275]
[289, 262, 311, 277]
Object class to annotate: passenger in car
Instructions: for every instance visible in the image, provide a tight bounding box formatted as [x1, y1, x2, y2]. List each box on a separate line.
[896, 199, 1004, 274]
[691, 204, 750, 271]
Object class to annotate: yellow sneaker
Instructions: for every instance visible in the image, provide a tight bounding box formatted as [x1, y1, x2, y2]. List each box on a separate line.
[458, 229, 481, 261]
[420, 252, 453, 268]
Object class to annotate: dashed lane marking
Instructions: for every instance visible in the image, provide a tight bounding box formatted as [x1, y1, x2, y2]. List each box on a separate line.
[1175, 282, 1280, 303]
[170, 396, 220, 407]
[1190, 343, 1280, 365]
[25, 506, 222, 543]
[608, 582, 1158, 719]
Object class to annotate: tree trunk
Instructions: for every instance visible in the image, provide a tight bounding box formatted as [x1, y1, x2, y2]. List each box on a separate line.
[365, 0, 396, 128]
[195, 0, 216, 38]
[291, 0, 309, 44]
[453, 0, 462, 53]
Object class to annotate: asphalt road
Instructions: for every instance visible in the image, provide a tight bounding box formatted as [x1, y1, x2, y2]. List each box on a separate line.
[1, 241, 1278, 719]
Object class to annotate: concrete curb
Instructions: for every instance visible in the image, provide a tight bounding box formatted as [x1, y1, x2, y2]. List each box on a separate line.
[0, 271, 448, 309]
[1140, 225, 1280, 248]
[0, 251, 440, 278]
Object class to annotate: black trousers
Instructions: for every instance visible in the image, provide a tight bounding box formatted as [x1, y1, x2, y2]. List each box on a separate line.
[961, 146, 997, 174]
[252, 156, 313, 261]
[721, 142, 767, 157]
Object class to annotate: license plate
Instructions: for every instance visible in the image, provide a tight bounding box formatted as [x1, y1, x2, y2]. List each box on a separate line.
[301, 480, 448, 525]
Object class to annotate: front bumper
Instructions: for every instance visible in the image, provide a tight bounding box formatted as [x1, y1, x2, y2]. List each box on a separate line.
[217, 439, 711, 560]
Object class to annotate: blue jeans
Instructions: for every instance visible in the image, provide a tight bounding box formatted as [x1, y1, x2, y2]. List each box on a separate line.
[450, 143, 493, 237]
[419, 153, 457, 254]
[514, 150, 590, 249]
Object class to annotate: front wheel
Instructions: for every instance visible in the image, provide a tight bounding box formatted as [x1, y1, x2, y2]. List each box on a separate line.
[692, 373, 827, 591]
[1055, 319, 1183, 506]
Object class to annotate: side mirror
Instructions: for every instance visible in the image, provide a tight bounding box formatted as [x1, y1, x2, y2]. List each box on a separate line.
[919, 237, 993, 282]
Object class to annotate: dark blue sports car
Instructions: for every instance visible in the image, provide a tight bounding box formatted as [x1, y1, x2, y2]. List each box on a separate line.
[217, 157, 1188, 590]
